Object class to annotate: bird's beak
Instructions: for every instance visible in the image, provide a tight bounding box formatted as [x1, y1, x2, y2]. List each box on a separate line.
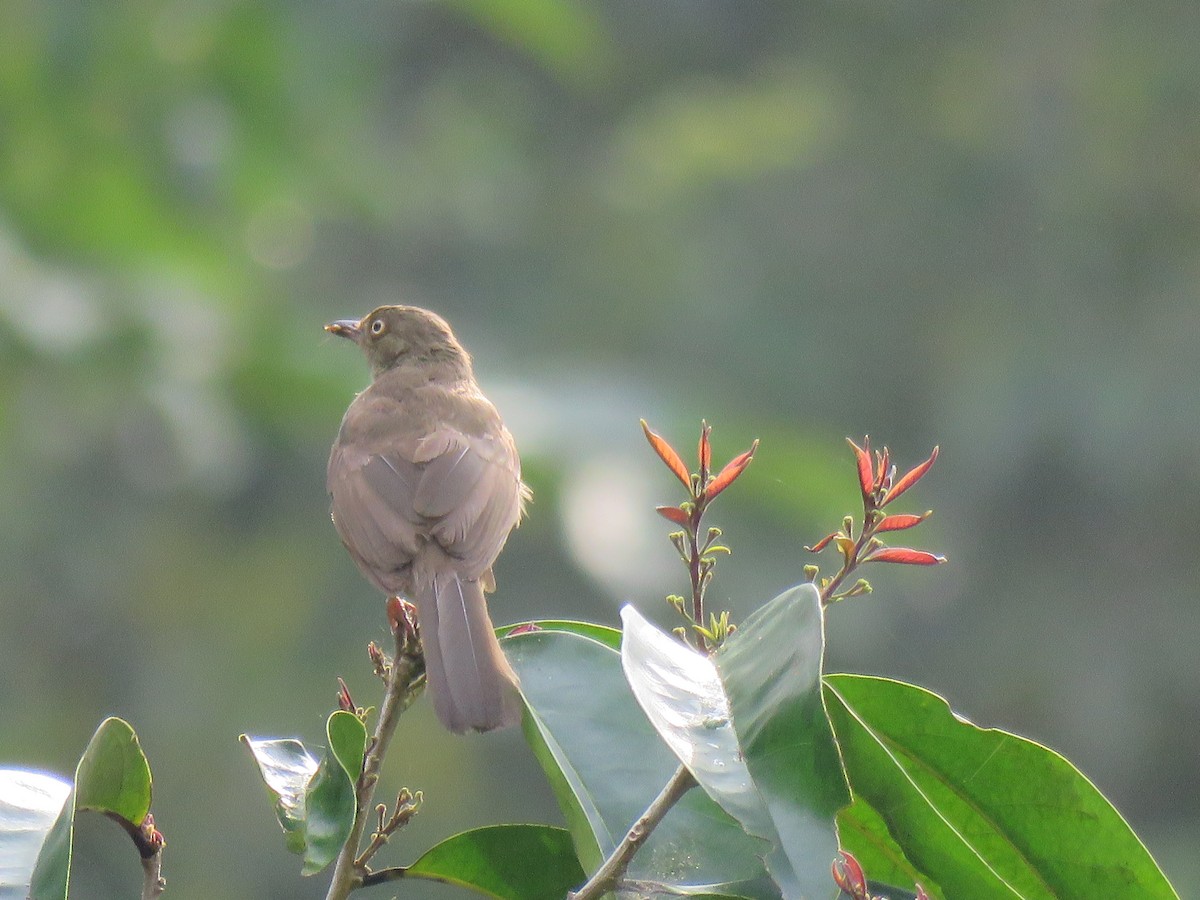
[325, 319, 362, 341]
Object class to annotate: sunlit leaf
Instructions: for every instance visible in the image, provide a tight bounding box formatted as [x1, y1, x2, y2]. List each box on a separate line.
[241, 710, 367, 876]
[0, 770, 72, 899]
[405, 824, 583, 900]
[620, 584, 848, 899]
[504, 628, 779, 898]
[825, 675, 1179, 899]
[27, 718, 156, 900]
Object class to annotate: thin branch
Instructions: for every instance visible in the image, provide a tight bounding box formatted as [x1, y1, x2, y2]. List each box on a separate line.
[325, 623, 425, 900]
[568, 764, 697, 900]
[140, 851, 165, 900]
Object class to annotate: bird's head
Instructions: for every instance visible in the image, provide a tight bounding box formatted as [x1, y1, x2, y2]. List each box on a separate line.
[326, 305, 471, 379]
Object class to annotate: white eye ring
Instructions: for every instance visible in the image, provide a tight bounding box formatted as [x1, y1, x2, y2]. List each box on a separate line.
[370, 319, 385, 335]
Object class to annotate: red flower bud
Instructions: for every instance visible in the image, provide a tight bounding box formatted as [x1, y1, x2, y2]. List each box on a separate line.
[883, 445, 939, 506]
[698, 421, 712, 472]
[641, 420, 692, 488]
[805, 531, 840, 553]
[706, 440, 758, 501]
[876, 511, 931, 532]
[656, 505, 691, 526]
[865, 547, 946, 565]
[847, 437, 874, 501]
[337, 677, 355, 712]
[831, 851, 868, 898]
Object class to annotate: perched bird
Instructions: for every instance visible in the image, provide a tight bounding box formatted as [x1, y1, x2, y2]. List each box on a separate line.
[325, 306, 527, 733]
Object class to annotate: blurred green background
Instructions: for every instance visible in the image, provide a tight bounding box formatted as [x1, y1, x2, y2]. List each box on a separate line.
[1, 1, 1197, 896]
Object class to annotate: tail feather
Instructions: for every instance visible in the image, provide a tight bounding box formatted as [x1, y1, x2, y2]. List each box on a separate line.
[416, 572, 521, 733]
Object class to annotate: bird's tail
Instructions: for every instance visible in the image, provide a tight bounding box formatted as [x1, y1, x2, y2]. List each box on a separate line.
[417, 570, 522, 733]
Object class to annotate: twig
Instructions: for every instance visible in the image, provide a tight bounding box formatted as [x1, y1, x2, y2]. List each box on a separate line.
[325, 622, 425, 900]
[140, 850, 166, 900]
[568, 764, 697, 900]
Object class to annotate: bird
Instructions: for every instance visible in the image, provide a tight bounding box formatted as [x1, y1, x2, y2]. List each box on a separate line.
[325, 305, 527, 733]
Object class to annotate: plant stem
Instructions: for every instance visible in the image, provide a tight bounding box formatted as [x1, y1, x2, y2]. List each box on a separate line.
[325, 632, 423, 900]
[140, 850, 165, 900]
[568, 764, 697, 900]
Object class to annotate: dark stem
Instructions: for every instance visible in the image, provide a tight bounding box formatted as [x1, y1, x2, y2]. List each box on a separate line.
[568, 764, 697, 900]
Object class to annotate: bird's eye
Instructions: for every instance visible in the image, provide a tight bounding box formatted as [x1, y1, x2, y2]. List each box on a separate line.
[370, 319, 385, 335]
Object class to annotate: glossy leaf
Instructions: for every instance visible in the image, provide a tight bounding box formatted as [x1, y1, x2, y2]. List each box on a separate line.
[713, 584, 850, 896]
[503, 628, 779, 898]
[620, 587, 848, 899]
[824, 674, 1179, 899]
[73, 718, 153, 825]
[241, 710, 368, 876]
[27, 718, 155, 900]
[301, 711, 367, 875]
[405, 824, 584, 900]
[0, 770, 72, 899]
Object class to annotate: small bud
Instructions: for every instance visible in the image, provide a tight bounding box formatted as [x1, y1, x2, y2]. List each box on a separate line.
[803, 564, 820, 582]
[842, 515, 855, 537]
[672, 626, 688, 641]
[831, 850, 868, 898]
[337, 677, 355, 712]
[698, 421, 712, 473]
[367, 641, 390, 678]
[669, 531, 688, 559]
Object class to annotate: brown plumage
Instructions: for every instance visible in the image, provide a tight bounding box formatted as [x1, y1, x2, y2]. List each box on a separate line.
[325, 306, 527, 733]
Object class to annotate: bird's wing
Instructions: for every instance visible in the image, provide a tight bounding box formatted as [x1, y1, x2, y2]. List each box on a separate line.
[411, 427, 525, 576]
[328, 440, 425, 593]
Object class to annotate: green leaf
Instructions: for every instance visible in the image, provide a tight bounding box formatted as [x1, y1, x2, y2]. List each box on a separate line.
[0, 769, 72, 899]
[497, 619, 621, 650]
[27, 717, 155, 900]
[405, 824, 584, 900]
[824, 674, 1180, 899]
[241, 710, 368, 876]
[301, 711, 368, 875]
[836, 797, 942, 897]
[620, 583, 849, 900]
[504, 628, 779, 898]
[73, 717, 153, 825]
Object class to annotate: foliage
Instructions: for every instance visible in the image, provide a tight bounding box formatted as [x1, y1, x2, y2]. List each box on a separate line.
[0, 426, 1178, 900]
